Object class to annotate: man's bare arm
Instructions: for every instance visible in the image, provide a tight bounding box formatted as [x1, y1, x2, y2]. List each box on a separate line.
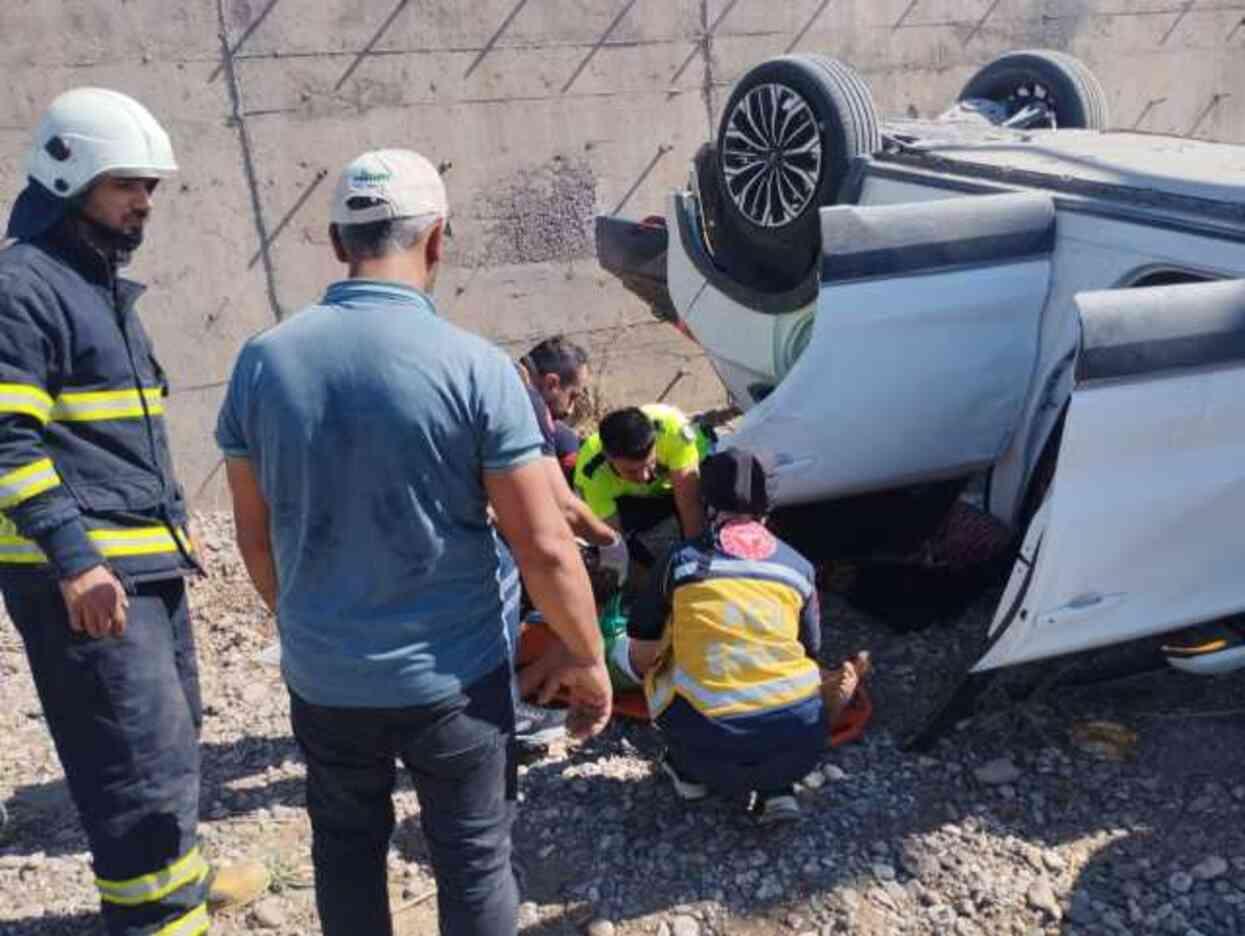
[224, 457, 278, 614]
[628, 638, 662, 676]
[542, 456, 617, 546]
[487, 459, 611, 735]
[487, 460, 602, 661]
[670, 467, 705, 538]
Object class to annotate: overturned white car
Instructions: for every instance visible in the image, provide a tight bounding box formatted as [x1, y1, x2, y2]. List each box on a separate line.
[596, 50, 1245, 723]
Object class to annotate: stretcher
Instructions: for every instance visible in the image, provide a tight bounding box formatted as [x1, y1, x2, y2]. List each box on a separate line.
[516, 620, 872, 747]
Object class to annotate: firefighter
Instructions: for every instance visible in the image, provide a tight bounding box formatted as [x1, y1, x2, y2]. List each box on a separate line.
[0, 88, 263, 935]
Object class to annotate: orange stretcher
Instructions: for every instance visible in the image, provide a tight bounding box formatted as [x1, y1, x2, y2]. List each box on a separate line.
[516, 622, 872, 747]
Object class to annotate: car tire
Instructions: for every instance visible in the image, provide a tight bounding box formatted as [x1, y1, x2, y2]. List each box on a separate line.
[715, 54, 879, 287]
[958, 49, 1109, 130]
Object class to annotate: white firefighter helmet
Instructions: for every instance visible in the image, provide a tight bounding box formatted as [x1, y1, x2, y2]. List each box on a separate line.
[25, 87, 178, 199]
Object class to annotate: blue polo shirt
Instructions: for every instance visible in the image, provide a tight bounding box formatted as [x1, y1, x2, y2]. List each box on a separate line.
[216, 280, 542, 707]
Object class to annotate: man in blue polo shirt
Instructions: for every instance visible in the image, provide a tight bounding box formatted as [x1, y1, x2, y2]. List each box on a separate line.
[216, 149, 610, 936]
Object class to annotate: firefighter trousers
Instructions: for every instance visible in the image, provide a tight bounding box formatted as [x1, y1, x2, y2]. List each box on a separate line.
[5, 576, 209, 936]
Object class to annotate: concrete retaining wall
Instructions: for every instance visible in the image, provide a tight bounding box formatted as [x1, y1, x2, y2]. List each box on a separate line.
[2, 0, 1243, 505]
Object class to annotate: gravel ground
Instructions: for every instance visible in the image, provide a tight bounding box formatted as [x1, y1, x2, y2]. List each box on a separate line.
[2, 512, 1244, 935]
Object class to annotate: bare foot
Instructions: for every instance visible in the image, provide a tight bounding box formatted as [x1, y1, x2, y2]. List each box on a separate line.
[820, 651, 872, 724]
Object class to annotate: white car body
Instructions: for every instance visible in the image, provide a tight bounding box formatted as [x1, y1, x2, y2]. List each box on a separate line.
[604, 124, 1245, 682]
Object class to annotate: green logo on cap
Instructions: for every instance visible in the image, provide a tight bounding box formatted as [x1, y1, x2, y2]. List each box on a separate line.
[351, 169, 391, 185]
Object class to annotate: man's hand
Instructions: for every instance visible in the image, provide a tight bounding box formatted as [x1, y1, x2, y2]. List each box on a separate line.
[59, 565, 128, 638]
[517, 644, 613, 740]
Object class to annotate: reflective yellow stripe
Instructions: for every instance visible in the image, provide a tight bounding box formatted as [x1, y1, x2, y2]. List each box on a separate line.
[648, 661, 821, 719]
[51, 387, 164, 422]
[0, 525, 192, 565]
[154, 903, 208, 936]
[0, 383, 54, 424]
[0, 537, 45, 563]
[96, 848, 209, 907]
[671, 663, 821, 716]
[0, 458, 60, 508]
[90, 526, 191, 558]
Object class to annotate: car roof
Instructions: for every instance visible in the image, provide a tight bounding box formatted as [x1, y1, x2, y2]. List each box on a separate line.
[873, 121, 1245, 229]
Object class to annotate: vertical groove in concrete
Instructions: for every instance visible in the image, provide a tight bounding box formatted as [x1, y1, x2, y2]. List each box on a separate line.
[700, 0, 715, 137]
[215, 0, 284, 323]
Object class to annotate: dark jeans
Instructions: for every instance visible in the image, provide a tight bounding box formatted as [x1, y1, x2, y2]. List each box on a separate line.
[289, 663, 518, 936]
[657, 696, 824, 797]
[6, 577, 206, 936]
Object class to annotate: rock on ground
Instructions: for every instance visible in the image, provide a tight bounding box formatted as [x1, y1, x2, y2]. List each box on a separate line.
[0, 511, 1243, 935]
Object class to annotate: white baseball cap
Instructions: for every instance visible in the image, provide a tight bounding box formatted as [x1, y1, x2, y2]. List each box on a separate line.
[330, 148, 447, 226]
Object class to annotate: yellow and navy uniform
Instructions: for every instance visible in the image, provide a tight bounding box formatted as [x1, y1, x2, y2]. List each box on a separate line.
[628, 519, 825, 794]
[572, 403, 709, 522]
[0, 225, 207, 936]
[0, 233, 195, 583]
[629, 520, 822, 719]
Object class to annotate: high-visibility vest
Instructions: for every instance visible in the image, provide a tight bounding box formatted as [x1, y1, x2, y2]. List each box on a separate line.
[646, 554, 820, 720]
[573, 403, 710, 520]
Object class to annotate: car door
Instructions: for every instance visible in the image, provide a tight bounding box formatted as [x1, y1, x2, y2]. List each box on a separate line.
[976, 278, 1245, 671]
[724, 191, 1056, 506]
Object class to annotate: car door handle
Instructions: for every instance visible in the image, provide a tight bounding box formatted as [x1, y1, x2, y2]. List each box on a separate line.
[1040, 592, 1126, 625]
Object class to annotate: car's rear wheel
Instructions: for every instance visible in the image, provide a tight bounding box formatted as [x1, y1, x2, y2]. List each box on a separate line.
[715, 55, 879, 287]
[957, 49, 1109, 130]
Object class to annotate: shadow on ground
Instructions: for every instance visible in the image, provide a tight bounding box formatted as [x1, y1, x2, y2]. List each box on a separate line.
[1, 733, 305, 860]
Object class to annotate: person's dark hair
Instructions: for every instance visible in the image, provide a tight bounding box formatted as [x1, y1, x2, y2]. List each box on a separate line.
[700, 449, 773, 516]
[526, 335, 589, 385]
[600, 407, 655, 459]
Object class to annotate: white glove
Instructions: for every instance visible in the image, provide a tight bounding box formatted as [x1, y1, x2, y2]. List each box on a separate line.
[598, 535, 629, 587]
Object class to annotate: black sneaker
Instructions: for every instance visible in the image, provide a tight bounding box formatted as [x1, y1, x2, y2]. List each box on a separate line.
[514, 701, 567, 756]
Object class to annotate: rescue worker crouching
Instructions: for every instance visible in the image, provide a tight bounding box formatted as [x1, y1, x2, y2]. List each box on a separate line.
[573, 403, 711, 568]
[515, 336, 628, 583]
[510, 336, 629, 753]
[0, 87, 266, 934]
[517, 335, 588, 480]
[610, 448, 869, 823]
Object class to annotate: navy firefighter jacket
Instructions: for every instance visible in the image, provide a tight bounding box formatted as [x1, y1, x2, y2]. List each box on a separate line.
[0, 228, 196, 587]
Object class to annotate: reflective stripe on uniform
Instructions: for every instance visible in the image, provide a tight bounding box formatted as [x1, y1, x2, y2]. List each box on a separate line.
[89, 526, 192, 558]
[96, 847, 209, 907]
[153, 903, 209, 936]
[0, 383, 54, 424]
[50, 387, 164, 422]
[647, 666, 676, 714]
[671, 557, 814, 599]
[0, 537, 44, 563]
[0, 458, 59, 508]
[0, 525, 192, 565]
[672, 663, 821, 715]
